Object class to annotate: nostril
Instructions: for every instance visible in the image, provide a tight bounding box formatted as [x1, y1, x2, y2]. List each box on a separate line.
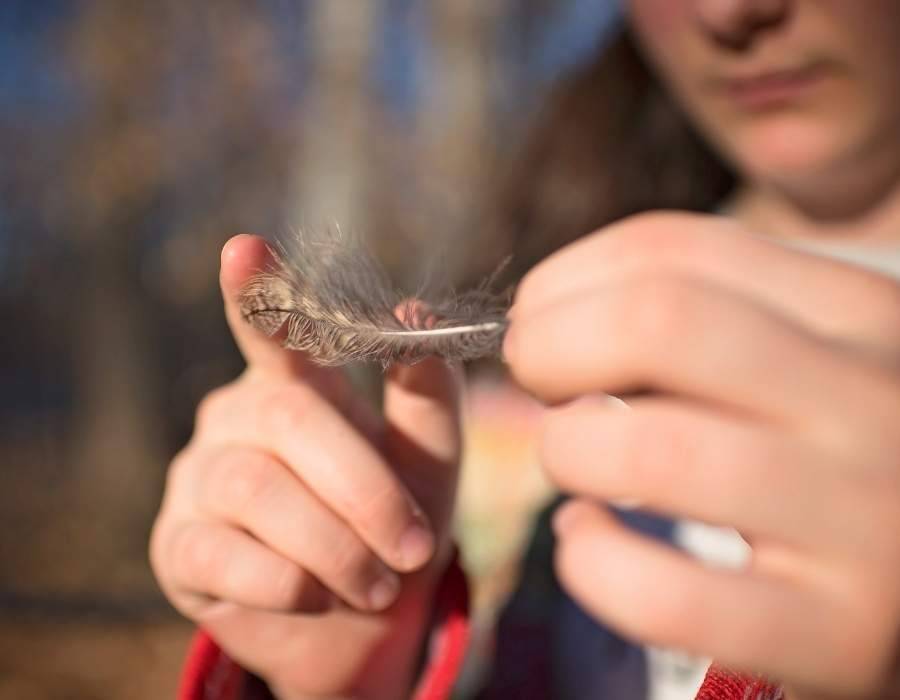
[695, 0, 790, 50]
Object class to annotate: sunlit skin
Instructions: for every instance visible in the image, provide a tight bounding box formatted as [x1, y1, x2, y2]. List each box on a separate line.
[508, 213, 900, 700]
[628, 0, 900, 235]
[150, 235, 465, 700]
[517, 3, 900, 699]
[150, 2, 900, 700]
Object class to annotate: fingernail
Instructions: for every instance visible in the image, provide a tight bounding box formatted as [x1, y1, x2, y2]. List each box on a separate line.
[398, 524, 435, 571]
[604, 395, 631, 411]
[369, 569, 401, 610]
[573, 393, 630, 411]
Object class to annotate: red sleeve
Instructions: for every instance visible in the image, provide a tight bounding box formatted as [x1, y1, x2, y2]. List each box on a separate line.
[178, 630, 245, 700]
[696, 665, 784, 700]
[177, 553, 471, 700]
[410, 550, 470, 700]
[178, 558, 779, 700]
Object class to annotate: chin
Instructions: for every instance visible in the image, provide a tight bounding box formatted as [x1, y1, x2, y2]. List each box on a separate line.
[724, 114, 857, 184]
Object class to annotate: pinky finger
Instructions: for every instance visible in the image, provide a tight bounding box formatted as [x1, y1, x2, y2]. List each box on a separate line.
[552, 500, 850, 691]
[168, 522, 330, 614]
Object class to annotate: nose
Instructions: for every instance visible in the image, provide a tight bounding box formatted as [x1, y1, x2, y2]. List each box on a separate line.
[694, 0, 790, 49]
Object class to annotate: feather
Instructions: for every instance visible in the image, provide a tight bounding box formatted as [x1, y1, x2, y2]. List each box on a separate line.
[238, 226, 512, 367]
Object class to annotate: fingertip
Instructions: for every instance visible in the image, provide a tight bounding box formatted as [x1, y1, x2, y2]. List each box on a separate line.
[220, 233, 260, 271]
[393, 299, 439, 330]
[552, 499, 612, 539]
[552, 500, 620, 606]
[396, 522, 436, 572]
[553, 499, 590, 538]
[219, 234, 275, 296]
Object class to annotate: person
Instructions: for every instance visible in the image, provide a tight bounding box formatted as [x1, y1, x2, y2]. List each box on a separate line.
[150, 1, 900, 698]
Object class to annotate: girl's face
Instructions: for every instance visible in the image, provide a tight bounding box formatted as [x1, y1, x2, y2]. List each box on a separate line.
[627, 0, 900, 195]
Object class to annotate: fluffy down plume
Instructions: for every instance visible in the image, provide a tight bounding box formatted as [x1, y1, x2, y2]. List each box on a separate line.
[238, 227, 511, 367]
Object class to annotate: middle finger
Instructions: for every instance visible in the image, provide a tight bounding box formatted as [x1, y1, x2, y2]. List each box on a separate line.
[541, 396, 868, 552]
[195, 445, 403, 611]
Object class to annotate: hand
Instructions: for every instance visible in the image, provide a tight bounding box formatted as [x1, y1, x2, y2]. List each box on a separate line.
[503, 212, 900, 699]
[150, 235, 463, 700]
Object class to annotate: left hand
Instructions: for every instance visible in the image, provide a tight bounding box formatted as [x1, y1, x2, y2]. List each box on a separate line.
[503, 212, 900, 700]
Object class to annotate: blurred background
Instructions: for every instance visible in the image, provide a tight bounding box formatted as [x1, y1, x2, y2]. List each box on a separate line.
[0, 1, 625, 697]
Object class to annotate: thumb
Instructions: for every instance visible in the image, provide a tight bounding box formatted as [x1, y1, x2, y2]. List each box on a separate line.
[383, 357, 463, 537]
[220, 234, 325, 381]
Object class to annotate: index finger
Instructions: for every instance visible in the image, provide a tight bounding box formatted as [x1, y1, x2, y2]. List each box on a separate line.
[512, 212, 900, 354]
[503, 274, 867, 426]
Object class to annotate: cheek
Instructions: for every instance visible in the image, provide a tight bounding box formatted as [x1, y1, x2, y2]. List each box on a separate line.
[802, 1, 900, 161]
[627, 0, 691, 55]
[814, 1, 900, 108]
[826, 0, 900, 53]
[626, 0, 701, 100]
[840, 3, 900, 110]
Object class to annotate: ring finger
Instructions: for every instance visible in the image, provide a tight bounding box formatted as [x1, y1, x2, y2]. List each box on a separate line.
[194, 445, 403, 612]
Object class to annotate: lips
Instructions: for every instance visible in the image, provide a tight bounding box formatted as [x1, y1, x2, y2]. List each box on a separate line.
[715, 63, 828, 109]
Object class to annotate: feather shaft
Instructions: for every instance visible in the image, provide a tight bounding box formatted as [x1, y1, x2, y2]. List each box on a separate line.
[379, 322, 504, 338]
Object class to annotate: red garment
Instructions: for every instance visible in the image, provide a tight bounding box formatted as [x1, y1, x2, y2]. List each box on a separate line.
[178, 557, 782, 700]
[697, 667, 784, 700]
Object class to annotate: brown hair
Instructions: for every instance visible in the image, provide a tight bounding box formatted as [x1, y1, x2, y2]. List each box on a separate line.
[479, 27, 735, 283]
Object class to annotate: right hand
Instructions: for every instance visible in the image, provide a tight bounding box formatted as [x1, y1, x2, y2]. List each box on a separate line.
[150, 235, 463, 700]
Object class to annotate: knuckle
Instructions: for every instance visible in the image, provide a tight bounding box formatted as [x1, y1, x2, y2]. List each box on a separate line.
[208, 450, 275, 516]
[622, 411, 711, 507]
[165, 448, 198, 495]
[621, 274, 694, 345]
[830, 599, 897, 694]
[260, 385, 318, 434]
[343, 481, 408, 536]
[613, 211, 704, 263]
[612, 414, 662, 494]
[195, 385, 234, 432]
[616, 212, 677, 253]
[269, 561, 308, 610]
[832, 368, 900, 457]
[327, 532, 376, 585]
[173, 525, 222, 582]
[801, 267, 900, 359]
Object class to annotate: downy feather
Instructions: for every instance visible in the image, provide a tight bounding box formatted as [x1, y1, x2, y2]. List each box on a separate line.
[238, 227, 511, 367]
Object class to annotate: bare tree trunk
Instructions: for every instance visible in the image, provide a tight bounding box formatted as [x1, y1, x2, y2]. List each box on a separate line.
[293, 3, 380, 232]
[416, 0, 506, 275]
[46, 0, 171, 596]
